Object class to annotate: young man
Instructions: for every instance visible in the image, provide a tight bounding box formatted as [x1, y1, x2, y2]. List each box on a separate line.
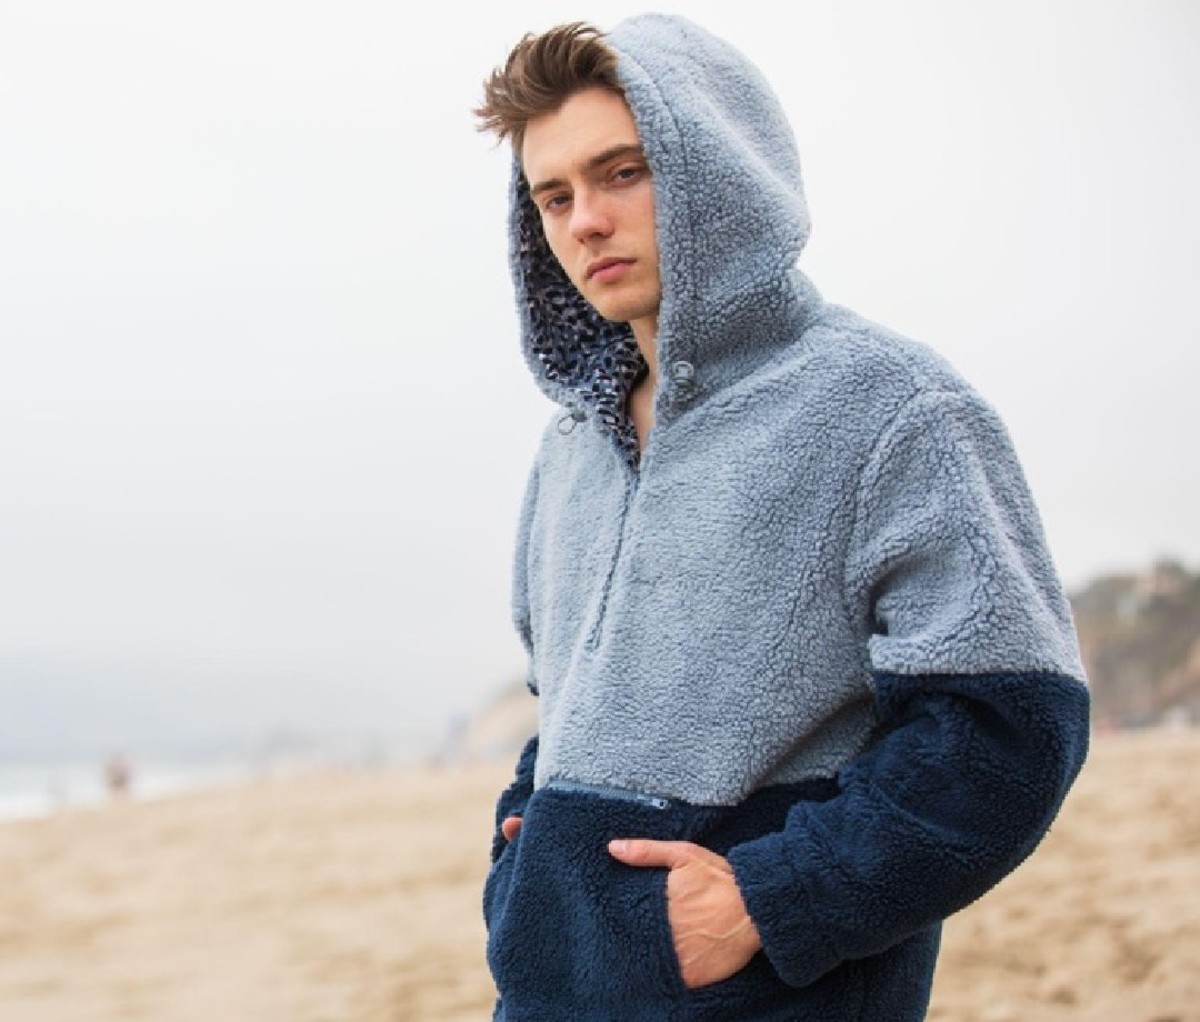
[475, 15, 1089, 1022]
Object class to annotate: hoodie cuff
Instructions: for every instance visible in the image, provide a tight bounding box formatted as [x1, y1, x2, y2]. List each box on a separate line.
[727, 826, 840, 988]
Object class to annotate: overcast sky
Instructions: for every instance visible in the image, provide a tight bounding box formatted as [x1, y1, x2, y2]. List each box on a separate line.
[2, 1, 1197, 759]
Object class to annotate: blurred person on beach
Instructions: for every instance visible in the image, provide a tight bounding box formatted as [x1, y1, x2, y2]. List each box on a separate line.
[104, 753, 133, 800]
[474, 15, 1090, 1021]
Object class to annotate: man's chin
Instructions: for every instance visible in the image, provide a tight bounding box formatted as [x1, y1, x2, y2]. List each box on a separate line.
[588, 297, 659, 328]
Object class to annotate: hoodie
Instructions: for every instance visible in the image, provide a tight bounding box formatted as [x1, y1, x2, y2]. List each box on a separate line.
[483, 13, 1090, 1022]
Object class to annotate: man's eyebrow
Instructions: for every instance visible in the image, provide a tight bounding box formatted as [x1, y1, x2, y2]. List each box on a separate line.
[528, 143, 647, 199]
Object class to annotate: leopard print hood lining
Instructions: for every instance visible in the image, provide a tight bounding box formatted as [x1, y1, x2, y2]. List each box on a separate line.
[514, 174, 646, 468]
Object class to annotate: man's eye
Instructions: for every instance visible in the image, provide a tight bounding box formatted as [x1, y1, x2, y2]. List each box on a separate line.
[613, 164, 646, 183]
[542, 194, 570, 214]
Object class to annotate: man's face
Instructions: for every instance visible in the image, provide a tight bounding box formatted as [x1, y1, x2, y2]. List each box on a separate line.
[521, 87, 661, 343]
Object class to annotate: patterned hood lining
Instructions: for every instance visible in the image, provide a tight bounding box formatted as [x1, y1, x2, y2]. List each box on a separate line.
[514, 175, 647, 468]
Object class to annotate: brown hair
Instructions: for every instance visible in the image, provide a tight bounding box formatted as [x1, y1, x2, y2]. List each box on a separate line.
[474, 22, 622, 154]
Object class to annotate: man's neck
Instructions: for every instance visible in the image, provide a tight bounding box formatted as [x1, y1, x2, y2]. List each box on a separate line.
[631, 317, 658, 379]
[628, 321, 658, 453]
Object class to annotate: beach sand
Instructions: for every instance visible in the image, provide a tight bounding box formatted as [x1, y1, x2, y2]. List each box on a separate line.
[1, 728, 1196, 1021]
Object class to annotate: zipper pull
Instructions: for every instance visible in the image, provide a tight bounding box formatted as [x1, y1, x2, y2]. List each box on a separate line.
[557, 408, 587, 434]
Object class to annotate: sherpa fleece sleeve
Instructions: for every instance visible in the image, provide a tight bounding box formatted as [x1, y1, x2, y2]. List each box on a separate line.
[511, 458, 541, 698]
[725, 388, 1090, 989]
[489, 460, 543, 865]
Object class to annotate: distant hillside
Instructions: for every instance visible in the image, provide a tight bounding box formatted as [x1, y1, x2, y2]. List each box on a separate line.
[435, 679, 536, 767]
[1070, 558, 1200, 728]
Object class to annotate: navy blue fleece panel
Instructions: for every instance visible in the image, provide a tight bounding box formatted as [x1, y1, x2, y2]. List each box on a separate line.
[486, 786, 685, 1021]
[727, 671, 1089, 990]
[486, 779, 932, 1021]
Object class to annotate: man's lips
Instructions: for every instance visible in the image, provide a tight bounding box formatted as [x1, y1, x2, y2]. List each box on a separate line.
[586, 257, 634, 281]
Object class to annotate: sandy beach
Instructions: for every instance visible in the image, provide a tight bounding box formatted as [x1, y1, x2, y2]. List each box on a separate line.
[1, 728, 1196, 1022]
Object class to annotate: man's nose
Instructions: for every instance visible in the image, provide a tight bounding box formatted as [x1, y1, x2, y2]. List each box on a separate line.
[569, 190, 614, 243]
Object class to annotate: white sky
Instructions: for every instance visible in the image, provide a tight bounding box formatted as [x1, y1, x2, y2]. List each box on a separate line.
[2, 1, 1197, 757]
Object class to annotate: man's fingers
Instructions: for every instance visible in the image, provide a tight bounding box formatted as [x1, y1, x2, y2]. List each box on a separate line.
[608, 838, 696, 868]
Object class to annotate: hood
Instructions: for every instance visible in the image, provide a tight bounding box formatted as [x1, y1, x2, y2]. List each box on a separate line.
[508, 13, 816, 465]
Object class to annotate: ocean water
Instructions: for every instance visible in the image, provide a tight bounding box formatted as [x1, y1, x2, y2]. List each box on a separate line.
[0, 758, 253, 823]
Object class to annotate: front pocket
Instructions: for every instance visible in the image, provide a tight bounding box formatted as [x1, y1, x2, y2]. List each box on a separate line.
[485, 777, 849, 1019]
[485, 783, 688, 1015]
[482, 836, 517, 931]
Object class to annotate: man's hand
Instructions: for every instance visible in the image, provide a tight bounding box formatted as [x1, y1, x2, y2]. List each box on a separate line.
[500, 815, 522, 842]
[608, 838, 762, 989]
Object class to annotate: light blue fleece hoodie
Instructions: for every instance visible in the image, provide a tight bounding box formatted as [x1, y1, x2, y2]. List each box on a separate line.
[483, 13, 1090, 1022]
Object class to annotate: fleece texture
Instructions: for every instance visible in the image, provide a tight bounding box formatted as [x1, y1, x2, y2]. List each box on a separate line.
[485, 12, 1090, 1022]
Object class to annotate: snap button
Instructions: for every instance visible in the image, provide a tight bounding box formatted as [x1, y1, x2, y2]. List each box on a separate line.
[671, 360, 696, 386]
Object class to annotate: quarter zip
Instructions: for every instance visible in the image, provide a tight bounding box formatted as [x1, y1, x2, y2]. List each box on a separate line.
[544, 778, 672, 810]
[582, 384, 667, 652]
[583, 470, 638, 651]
